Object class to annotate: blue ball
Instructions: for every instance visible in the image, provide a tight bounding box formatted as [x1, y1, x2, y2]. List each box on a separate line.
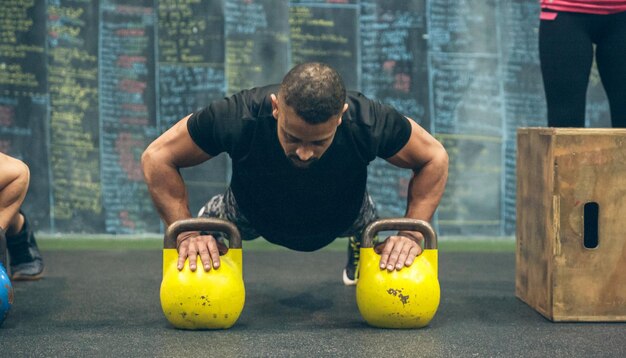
[0, 264, 13, 326]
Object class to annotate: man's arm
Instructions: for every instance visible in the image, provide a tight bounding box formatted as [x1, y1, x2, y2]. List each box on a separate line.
[141, 114, 224, 271]
[377, 118, 448, 271]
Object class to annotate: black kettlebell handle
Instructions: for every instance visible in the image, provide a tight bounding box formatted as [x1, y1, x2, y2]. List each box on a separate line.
[361, 218, 438, 249]
[164, 218, 242, 249]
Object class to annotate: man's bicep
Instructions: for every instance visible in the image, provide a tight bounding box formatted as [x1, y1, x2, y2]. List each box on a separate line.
[146, 114, 213, 168]
[385, 118, 446, 170]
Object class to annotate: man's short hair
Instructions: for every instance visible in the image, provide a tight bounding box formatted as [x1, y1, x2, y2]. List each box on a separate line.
[279, 62, 346, 124]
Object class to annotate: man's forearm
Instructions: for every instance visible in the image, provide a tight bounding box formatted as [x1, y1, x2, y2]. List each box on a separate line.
[404, 154, 448, 222]
[142, 156, 192, 226]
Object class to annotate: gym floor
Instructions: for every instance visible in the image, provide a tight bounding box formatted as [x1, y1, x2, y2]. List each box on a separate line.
[0, 241, 623, 357]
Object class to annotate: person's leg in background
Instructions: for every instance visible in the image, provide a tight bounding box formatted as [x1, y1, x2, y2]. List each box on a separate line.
[594, 11, 626, 128]
[0, 154, 28, 237]
[0, 153, 29, 271]
[341, 192, 379, 286]
[539, 11, 594, 127]
[0, 152, 43, 280]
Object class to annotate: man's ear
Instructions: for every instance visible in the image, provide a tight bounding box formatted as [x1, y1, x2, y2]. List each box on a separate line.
[271, 94, 279, 120]
[337, 103, 349, 126]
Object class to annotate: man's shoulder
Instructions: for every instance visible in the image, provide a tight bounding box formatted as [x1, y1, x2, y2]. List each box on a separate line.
[238, 84, 279, 99]
[340, 90, 411, 157]
[344, 90, 395, 127]
[233, 84, 278, 119]
[346, 90, 371, 106]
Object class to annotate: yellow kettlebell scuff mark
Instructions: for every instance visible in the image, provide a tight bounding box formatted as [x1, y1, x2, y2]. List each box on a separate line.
[386, 288, 410, 305]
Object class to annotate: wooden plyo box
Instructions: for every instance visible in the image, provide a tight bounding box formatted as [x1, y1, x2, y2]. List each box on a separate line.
[516, 128, 626, 321]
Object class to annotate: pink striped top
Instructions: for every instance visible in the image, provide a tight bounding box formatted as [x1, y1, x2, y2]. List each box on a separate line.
[541, 0, 626, 14]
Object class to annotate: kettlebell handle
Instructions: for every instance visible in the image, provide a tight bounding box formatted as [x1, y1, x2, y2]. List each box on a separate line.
[361, 218, 437, 249]
[164, 218, 242, 249]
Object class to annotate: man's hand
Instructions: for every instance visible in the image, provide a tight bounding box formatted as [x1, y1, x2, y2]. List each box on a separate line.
[375, 231, 424, 271]
[176, 231, 228, 271]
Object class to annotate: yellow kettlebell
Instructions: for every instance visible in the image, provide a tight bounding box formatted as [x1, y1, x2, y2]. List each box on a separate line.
[356, 218, 440, 328]
[160, 218, 245, 329]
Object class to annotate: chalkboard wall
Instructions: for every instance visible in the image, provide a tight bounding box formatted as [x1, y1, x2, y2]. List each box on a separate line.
[0, 0, 610, 236]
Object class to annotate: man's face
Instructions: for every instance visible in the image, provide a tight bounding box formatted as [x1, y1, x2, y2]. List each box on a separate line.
[271, 94, 346, 169]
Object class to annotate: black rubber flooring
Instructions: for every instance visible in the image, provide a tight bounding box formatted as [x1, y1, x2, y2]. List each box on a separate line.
[0, 249, 624, 357]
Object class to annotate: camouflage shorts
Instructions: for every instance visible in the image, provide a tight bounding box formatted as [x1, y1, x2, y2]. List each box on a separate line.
[197, 187, 379, 241]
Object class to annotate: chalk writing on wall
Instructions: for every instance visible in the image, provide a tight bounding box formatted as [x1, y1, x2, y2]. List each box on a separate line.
[0, 0, 611, 236]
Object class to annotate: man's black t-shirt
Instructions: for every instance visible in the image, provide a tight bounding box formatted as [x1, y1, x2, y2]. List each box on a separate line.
[187, 85, 411, 251]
